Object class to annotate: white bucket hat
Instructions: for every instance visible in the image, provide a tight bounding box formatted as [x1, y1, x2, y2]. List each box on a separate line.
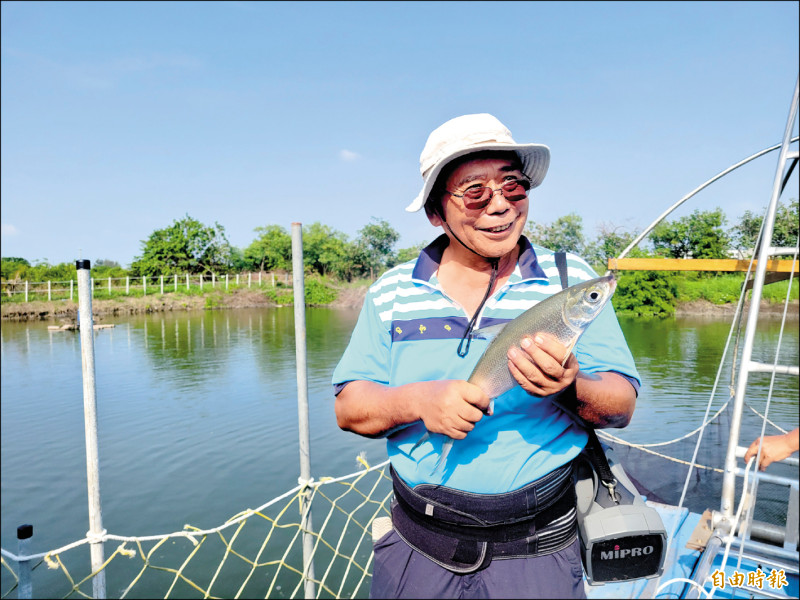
[406, 113, 551, 213]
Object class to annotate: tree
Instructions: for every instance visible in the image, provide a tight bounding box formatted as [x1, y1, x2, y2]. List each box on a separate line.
[1, 257, 31, 280]
[129, 215, 232, 277]
[525, 213, 587, 254]
[649, 208, 730, 259]
[355, 217, 400, 279]
[731, 198, 798, 255]
[302, 222, 350, 277]
[583, 223, 638, 269]
[243, 225, 292, 272]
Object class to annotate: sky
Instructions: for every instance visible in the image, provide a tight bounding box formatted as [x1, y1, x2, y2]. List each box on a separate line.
[1, 1, 798, 268]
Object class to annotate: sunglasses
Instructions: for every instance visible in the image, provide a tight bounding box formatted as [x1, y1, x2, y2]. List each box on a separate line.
[446, 177, 531, 210]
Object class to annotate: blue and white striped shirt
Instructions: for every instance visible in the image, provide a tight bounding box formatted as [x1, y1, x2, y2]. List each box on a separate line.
[333, 235, 640, 493]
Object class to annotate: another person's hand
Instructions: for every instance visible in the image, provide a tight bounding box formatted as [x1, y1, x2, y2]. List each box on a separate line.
[416, 380, 492, 440]
[744, 429, 800, 471]
[506, 333, 580, 397]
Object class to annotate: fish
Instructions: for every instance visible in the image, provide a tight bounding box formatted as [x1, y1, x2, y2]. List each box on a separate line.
[412, 273, 617, 474]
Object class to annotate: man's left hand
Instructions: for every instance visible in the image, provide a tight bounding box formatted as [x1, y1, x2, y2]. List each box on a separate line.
[507, 333, 579, 397]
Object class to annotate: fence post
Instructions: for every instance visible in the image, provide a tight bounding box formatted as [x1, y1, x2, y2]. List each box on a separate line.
[291, 223, 316, 599]
[248, 272, 252, 288]
[160, 275, 164, 295]
[126, 277, 129, 295]
[174, 274, 178, 292]
[225, 274, 229, 291]
[75, 260, 107, 599]
[17, 524, 33, 599]
[186, 273, 190, 291]
[200, 274, 203, 290]
[236, 274, 239, 286]
[108, 277, 111, 295]
[71, 279, 74, 301]
[212, 273, 215, 288]
[48, 281, 51, 301]
[272, 272, 275, 287]
[143, 276, 146, 296]
[259, 271, 262, 287]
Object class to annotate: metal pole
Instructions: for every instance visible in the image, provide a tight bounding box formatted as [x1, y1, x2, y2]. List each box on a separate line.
[720, 77, 799, 522]
[160, 275, 164, 295]
[75, 260, 107, 599]
[291, 223, 316, 599]
[17, 524, 32, 599]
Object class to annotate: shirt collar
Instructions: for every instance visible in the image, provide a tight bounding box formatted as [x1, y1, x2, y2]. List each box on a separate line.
[412, 234, 548, 282]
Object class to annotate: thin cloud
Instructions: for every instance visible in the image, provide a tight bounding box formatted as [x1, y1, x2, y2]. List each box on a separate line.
[339, 149, 361, 162]
[1, 224, 18, 236]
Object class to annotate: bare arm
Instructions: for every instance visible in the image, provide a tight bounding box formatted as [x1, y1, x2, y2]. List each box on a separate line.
[507, 333, 636, 428]
[335, 379, 492, 439]
[744, 428, 800, 470]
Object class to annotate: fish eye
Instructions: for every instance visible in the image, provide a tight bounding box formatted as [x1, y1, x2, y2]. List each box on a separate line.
[585, 288, 601, 303]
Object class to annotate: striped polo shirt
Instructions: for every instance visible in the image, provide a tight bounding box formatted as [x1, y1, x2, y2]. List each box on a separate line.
[332, 234, 640, 494]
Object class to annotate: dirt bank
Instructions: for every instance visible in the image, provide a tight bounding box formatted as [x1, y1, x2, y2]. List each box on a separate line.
[2, 286, 796, 321]
[0, 285, 370, 322]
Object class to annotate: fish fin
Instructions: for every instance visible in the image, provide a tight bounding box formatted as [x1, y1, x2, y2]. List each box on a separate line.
[561, 337, 578, 366]
[411, 432, 431, 453]
[471, 323, 507, 342]
[430, 438, 454, 475]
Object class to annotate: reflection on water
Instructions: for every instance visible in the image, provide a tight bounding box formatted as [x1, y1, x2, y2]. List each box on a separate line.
[1, 309, 797, 560]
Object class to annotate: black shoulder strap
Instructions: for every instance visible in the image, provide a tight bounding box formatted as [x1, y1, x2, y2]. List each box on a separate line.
[554, 251, 569, 290]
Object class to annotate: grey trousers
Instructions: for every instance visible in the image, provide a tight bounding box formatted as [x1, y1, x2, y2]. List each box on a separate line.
[370, 530, 587, 599]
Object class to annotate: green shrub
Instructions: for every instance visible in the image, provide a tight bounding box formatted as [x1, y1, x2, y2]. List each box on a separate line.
[612, 271, 678, 317]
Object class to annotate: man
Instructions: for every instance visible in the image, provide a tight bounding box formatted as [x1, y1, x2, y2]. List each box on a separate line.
[333, 113, 640, 598]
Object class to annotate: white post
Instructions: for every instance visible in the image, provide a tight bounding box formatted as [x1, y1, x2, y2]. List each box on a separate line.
[291, 223, 316, 599]
[272, 272, 275, 287]
[200, 274, 203, 290]
[186, 273, 190, 290]
[17, 525, 33, 599]
[160, 275, 164, 295]
[108, 277, 111, 295]
[174, 274, 178, 292]
[126, 277, 129, 295]
[236, 273, 239, 286]
[248, 272, 252, 288]
[71, 279, 74, 301]
[212, 272, 215, 288]
[225, 274, 229, 290]
[259, 271, 262, 286]
[143, 276, 146, 296]
[48, 281, 52, 301]
[25, 281, 28, 302]
[75, 260, 107, 599]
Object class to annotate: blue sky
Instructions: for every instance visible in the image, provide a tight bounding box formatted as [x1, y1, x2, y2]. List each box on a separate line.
[1, 1, 798, 267]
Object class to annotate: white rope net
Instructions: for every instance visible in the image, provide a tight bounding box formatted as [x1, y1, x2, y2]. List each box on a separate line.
[1, 458, 392, 600]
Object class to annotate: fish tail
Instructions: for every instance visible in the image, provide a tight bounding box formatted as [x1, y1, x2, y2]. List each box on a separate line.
[411, 432, 430, 453]
[430, 438, 453, 475]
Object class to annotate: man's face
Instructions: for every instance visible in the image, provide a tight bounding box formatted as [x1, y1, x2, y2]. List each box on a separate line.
[431, 156, 529, 259]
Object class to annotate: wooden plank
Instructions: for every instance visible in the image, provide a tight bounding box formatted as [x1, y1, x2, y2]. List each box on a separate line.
[607, 258, 799, 272]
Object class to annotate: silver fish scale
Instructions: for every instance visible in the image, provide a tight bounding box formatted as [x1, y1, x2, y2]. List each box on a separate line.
[468, 275, 616, 399]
